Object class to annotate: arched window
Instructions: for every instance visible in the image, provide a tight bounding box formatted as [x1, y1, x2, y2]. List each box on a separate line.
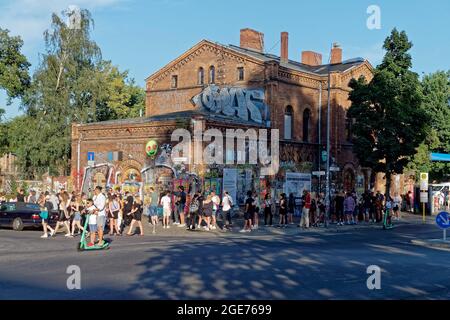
[303, 108, 311, 142]
[198, 67, 204, 85]
[209, 66, 215, 84]
[284, 106, 293, 140]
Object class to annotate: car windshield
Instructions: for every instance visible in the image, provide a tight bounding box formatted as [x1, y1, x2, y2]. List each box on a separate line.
[432, 186, 443, 192]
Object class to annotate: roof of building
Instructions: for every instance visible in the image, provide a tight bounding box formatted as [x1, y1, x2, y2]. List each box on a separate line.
[224, 44, 367, 76]
[78, 109, 267, 128]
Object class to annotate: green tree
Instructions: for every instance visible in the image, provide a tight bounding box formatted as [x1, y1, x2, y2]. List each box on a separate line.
[21, 8, 144, 176]
[0, 28, 30, 103]
[348, 29, 430, 196]
[407, 71, 450, 181]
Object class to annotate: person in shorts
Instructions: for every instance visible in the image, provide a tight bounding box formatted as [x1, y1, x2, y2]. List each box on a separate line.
[127, 196, 144, 236]
[241, 191, 254, 233]
[160, 191, 172, 229]
[93, 186, 107, 245]
[85, 199, 99, 247]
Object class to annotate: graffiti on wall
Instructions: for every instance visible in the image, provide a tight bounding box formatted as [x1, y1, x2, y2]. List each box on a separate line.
[192, 85, 270, 125]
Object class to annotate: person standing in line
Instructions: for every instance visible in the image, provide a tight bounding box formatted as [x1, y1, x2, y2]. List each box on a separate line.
[278, 193, 287, 228]
[405, 191, 413, 213]
[252, 191, 260, 230]
[299, 190, 311, 229]
[393, 192, 402, 221]
[148, 187, 159, 226]
[27, 190, 37, 203]
[202, 195, 213, 231]
[70, 195, 84, 236]
[177, 186, 187, 228]
[187, 193, 200, 230]
[210, 191, 220, 230]
[221, 191, 233, 230]
[93, 186, 107, 245]
[241, 191, 254, 233]
[160, 191, 172, 229]
[344, 192, 356, 225]
[127, 196, 144, 236]
[108, 194, 121, 235]
[287, 193, 295, 225]
[263, 193, 273, 227]
[335, 191, 345, 226]
[196, 192, 205, 229]
[16, 188, 25, 202]
[309, 195, 317, 227]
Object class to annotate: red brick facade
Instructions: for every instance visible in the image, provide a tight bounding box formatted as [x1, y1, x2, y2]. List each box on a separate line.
[71, 28, 384, 195]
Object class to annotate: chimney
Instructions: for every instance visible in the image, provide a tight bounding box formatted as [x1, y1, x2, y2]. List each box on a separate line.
[330, 43, 342, 64]
[240, 28, 264, 52]
[301, 51, 323, 66]
[280, 32, 289, 63]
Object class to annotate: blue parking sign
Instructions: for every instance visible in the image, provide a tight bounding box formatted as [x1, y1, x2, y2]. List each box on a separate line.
[87, 152, 95, 161]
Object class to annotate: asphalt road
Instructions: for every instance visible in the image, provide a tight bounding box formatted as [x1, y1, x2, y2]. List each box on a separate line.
[0, 215, 449, 300]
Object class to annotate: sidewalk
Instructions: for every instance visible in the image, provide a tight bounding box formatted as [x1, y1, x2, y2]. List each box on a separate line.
[127, 212, 432, 238]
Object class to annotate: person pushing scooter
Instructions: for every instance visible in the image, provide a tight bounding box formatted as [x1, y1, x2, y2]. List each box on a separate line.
[85, 199, 99, 247]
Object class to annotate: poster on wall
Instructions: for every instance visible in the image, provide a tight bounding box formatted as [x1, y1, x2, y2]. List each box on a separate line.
[223, 168, 238, 206]
[285, 172, 311, 197]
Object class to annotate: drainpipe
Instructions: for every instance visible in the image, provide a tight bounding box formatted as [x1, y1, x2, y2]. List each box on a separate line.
[77, 131, 82, 192]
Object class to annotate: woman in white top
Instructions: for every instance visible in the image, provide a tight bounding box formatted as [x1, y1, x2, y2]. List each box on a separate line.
[221, 191, 233, 230]
[393, 193, 402, 220]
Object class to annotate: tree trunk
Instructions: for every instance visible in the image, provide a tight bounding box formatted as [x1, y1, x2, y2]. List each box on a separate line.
[385, 170, 391, 199]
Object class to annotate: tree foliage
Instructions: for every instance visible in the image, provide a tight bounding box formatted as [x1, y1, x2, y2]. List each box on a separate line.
[6, 8, 145, 177]
[406, 71, 450, 181]
[348, 29, 431, 195]
[0, 28, 31, 103]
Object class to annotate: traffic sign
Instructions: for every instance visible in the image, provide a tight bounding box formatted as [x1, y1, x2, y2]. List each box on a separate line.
[321, 151, 328, 162]
[420, 172, 428, 191]
[330, 166, 340, 172]
[312, 171, 326, 176]
[87, 152, 95, 161]
[436, 212, 450, 229]
[420, 192, 428, 203]
[436, 211, 450, 242]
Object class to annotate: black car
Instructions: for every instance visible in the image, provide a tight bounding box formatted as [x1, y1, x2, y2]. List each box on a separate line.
[0, 202, 57, 231]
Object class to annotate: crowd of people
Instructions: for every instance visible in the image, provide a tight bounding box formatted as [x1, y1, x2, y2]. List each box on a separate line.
[0, 185, 418, 241]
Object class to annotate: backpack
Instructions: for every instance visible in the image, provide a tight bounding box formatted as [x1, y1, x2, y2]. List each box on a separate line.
[189, 199, 199, 213]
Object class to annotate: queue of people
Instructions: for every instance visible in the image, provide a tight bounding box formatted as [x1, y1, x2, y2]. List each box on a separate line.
[0, 185, 417, 238]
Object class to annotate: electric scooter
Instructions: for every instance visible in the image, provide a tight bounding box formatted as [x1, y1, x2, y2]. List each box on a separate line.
[382, 208, 394, 230]
[77, 214, 110, 251]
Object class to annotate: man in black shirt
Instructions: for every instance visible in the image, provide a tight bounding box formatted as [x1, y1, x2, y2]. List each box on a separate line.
[16, 189, 25, 202]
[241, 191, 254, 233]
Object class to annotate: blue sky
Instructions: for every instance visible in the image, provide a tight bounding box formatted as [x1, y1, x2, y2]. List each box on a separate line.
[1, 0, 449, 118]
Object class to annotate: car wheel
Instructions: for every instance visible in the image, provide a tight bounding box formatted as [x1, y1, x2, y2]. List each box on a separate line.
[12, 218, 24, 231]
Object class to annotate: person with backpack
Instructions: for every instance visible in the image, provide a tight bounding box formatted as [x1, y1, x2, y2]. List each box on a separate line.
[263, 193, 274, 227]
[187, 193, 200, 230]
[221, 191, 233, 230]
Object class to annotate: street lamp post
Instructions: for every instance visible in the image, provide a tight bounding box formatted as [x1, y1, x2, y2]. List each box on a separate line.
[325, 44, 333, 228]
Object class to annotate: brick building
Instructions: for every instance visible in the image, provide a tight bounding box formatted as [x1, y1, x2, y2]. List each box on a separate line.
[72, 28, 383, 201]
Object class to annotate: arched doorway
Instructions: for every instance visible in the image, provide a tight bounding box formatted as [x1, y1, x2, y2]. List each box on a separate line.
[343, 168, 356, 193]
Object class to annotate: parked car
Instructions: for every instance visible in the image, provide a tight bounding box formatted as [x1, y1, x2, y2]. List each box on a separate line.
[0, 202, 58, 231]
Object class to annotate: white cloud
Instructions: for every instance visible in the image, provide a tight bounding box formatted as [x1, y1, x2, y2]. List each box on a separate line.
[0, 0, 124, 46]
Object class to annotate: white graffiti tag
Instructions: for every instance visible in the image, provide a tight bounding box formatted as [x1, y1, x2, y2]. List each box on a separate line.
[192, 85, 269, 124]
